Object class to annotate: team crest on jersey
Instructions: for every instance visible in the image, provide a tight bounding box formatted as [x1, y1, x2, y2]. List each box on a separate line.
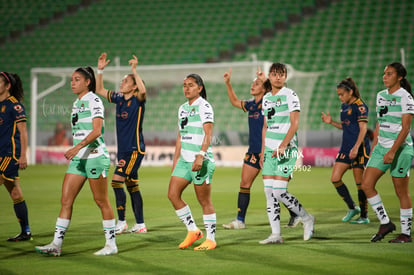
[276, 98, 282, 107]
[347, 108, 352, 115]
[127, 101, 131, 107]
[118, 159, 126, 167]
[1, 105, 5, 113]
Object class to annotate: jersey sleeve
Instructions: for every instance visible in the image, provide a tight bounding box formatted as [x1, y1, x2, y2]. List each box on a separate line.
[107, 90, 120, 104]
[356, 102, 369, 122]
[287, 90, 301, 112]
[199, 101, 214, 124]
[242, 99, 254, 113]
[90, 96, 104, 119]
[12, 102, 27, 123]
[402, 92, 414, 114]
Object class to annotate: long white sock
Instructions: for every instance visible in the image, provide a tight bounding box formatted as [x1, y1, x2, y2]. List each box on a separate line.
[53, 217, 70, 247]
[264, 179, 280, 235]
[367, 194, 390, 224]
[203, 213, 216, 241]
[103, 219, 116, 248]
[400, 208, 413, 236]
[273, 180, 308, 218]
[176, 205, 197, 231]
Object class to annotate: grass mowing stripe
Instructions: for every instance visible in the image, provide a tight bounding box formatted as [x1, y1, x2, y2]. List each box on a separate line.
[0, 165, 413, 274]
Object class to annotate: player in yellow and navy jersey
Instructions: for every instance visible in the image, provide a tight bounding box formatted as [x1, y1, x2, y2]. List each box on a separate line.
[96, 53, 147, 234]
[321, 77, 371, 224]
[0, 71, 32, 242]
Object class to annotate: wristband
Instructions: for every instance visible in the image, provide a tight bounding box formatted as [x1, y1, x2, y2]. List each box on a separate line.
[97, 69, 104, 74]
[199, 150, 206, 156]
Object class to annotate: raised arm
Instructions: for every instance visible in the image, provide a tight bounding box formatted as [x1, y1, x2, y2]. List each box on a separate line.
[96, 52, 110, 98]
[223, 68, 242, 109]
[129, 55, 146, 102]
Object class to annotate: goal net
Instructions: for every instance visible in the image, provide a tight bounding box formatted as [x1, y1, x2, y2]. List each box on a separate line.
[30, 59, 323, 164]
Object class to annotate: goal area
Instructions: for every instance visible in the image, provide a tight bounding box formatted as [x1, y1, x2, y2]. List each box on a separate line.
[30, 59, 323, 164]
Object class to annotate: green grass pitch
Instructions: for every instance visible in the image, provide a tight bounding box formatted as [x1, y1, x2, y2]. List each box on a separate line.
[0, 165, 413, 274]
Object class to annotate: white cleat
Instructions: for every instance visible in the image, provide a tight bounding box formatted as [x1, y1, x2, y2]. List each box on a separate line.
[115, 220, 128, 235]
[223, 219, 246, 230]
[93, 245, 118, 256]
[259, 234, 283, 244]
[35, 242, 61, 257]
[128, 223, 147, 233]
[303, 214, 315, 241]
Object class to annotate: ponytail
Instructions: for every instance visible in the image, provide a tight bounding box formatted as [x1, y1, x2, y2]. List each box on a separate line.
[0, 72, 24, 101]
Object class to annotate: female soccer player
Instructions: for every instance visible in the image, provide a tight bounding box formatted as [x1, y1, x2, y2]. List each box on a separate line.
[362, 62, 414, 243]
[259, 63, 314, 244]
[321, 78, 370, 224]
[35, 66, 117, 256]
[0, 72, 31, 242]
[222, 68, 300, 230]
[96, 53, 147, 234]
[168, 73, 217, 250]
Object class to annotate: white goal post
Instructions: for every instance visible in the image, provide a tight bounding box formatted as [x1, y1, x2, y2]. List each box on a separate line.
[30, 59, 323, 164]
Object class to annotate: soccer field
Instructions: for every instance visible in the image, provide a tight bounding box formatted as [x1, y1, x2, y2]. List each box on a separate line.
[0, 165, 413, 274]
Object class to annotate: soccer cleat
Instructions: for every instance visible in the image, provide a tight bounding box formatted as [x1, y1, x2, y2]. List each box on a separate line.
[128, 223, 147, 233]
[285, 215, 302, 228]
[93, 245, 118, 256]
[178, 229, 203, 249]
[259, 233, 283, 244]
[389, 234, 412, 243]
[194, 239, 217, 251]
[371, 222, 396, 242]
[303, 214, 315, 241]
[350, 217, 370, 224]
[115, 220, 128, 235]
[342, 207, 361, 222]
[7, 232, 32, 242]
[35, 242, 61, 257]
[222, 219, 246, 229]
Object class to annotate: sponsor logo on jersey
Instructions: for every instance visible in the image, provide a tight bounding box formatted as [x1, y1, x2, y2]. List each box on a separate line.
[14, 104, 23, 113]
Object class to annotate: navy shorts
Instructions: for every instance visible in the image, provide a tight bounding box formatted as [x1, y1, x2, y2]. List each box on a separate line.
[114, 151, 144, 181]
[0, 156, 19, 181]
[244, 152, 261, 169]
[336, 150, 369, 169]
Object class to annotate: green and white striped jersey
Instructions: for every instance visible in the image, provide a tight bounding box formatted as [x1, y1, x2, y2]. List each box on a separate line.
[178, 97, 214, 162]
[262, 87, 300, 151]
[71, 91, 109, 159]
[376, 87, 414, 148]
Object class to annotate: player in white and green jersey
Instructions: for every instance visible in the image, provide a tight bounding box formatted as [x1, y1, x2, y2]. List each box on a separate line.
[259, 63, 314, 245]
[168, 73, 217, 251]
[362, 62, 414, 243]
[35, 67, 116, 257]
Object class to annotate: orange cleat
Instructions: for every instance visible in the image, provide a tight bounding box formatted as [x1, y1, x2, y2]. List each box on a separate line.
[194, 239, 217, 251]
[178, 229, 203, 249]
